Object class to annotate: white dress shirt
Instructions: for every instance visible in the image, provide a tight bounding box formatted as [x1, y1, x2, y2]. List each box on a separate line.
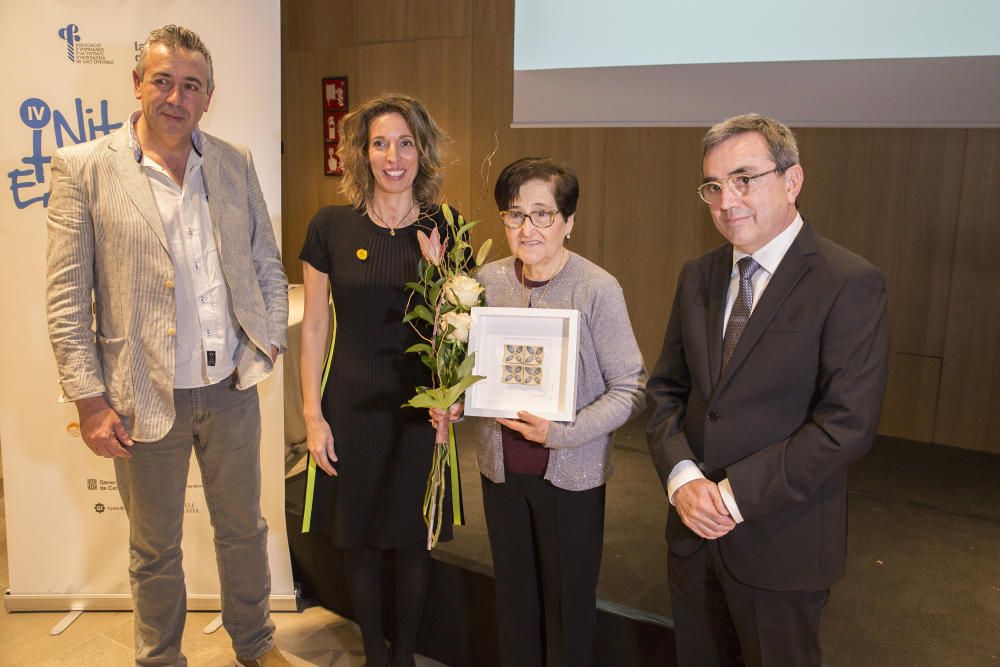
[130, 112, 240, 389]
[667, 214, 805, 523]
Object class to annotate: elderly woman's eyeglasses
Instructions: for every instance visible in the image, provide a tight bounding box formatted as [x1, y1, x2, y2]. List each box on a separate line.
[696, 166, 789, 205]
[499, 209, 560, 229]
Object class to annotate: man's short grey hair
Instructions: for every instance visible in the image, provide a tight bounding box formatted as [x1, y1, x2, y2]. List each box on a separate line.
[702, 113, 799, 170]
[135, 25, 214, 91]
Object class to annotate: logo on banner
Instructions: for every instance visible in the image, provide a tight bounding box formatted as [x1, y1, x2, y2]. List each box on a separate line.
[7, 97, 123, 209]
[85, 478, 118, 492]
[93, 501, 124, 513]
[56, 24, 114, 65]
[58, 24, 81, 61]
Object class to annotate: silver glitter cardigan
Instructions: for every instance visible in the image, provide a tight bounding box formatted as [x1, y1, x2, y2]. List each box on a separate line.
[471, 252, 647, 491]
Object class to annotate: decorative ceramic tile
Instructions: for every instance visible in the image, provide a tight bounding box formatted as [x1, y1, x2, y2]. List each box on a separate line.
[500, 343, 544, 385]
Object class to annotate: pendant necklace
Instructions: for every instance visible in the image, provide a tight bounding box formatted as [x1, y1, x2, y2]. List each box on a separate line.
[368, 200, 417, 236]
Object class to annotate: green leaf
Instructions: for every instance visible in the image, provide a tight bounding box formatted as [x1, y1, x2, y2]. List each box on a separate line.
[442, 203, 454, 226]
[402, 374, 486, 409]
[403, 304, 435, 325]
[404, 343, 434, 356]
[402, 386, 451, 409]
[440, 374, 487, 405]
[404, 281, 426, 295]
[428, 282, 442, 308]
[457, 350, 477, 378]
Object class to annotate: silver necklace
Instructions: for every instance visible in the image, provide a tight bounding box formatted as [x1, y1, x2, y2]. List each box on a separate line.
[519, 249, 568, 308]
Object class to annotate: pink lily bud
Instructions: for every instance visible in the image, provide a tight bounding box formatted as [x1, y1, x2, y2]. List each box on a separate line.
[417, 226, 447, 266]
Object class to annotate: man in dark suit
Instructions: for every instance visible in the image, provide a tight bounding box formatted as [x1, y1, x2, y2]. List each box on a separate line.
[646, 114, 889, 666]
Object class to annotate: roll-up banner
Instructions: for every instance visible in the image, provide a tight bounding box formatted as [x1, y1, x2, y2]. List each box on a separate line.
[0, 1, 294, 612]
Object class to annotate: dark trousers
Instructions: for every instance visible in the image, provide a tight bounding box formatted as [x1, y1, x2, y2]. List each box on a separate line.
[669, 539, 829, 667]
[481, 473, 606, 667]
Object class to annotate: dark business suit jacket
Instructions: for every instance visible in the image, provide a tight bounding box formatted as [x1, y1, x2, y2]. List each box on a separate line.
[646, 222, 889, 592]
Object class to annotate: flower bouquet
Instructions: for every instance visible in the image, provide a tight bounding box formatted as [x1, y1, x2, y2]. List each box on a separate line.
[403, 204, 492, 549]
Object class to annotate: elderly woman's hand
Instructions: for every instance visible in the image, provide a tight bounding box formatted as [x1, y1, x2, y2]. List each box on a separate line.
[496, 411, 550, 445]
[429, 403, 464, 430]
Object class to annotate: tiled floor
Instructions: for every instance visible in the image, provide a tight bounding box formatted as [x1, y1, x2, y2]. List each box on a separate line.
[0, 481, 446, 667]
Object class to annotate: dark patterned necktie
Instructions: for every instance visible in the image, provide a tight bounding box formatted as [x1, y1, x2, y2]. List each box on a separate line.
[722, 256, 762, 370]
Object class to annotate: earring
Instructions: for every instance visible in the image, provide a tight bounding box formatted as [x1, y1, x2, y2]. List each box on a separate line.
[565, 233, 571, 240]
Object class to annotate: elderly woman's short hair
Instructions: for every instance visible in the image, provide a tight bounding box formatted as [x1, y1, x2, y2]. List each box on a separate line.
[493, 157, 579, 219]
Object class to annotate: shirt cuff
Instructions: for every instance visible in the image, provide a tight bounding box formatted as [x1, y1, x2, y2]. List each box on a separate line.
[718, 477, 745, 524]
[667, 460, 705, 505]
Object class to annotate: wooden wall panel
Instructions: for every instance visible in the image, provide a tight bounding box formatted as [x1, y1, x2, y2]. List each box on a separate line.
[878, 352, 941, 443]
[279, 0, 1000, 453]
[470, 34, 607, 269]
[796, 129, 964, 358]
[471, 0, 514, 35]
[935, 129, 1000, 452]
[602, 128, 717, 367]
[354, 0, 467, 43]
[283, 0, 354, 52]
[281, 47, 357, 284]
[355, 37, 473, 221]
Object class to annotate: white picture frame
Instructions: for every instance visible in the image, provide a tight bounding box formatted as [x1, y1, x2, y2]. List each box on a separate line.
[464, 307, 580, 422]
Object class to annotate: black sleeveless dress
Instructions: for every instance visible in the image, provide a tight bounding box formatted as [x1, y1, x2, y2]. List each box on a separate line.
[299, 205, 453, 548]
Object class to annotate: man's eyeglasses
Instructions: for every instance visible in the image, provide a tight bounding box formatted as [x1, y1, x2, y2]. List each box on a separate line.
[499, 209, 560, 229]
[696, 166, 790, 205]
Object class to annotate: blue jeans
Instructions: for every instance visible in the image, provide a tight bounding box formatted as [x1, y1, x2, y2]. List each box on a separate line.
[114, 378, 275, 666]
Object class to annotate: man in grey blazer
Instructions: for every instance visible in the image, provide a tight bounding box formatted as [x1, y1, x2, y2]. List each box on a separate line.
[46, 25, 290, 667]
[646, 114, 889, 666]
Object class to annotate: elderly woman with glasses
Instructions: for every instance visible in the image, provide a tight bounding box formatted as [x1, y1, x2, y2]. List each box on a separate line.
[433, 157, 646, 666]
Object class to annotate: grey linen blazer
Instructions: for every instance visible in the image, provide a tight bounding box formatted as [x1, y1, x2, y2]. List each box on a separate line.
[46, 126, 288, 442]
[473, 253, 647, 491]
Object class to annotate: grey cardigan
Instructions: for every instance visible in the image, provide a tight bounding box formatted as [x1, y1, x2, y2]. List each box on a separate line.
[472, 252, 647, 491]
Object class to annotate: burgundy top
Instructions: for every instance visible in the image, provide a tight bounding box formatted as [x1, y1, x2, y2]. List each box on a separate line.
[501, 261, 551, 476]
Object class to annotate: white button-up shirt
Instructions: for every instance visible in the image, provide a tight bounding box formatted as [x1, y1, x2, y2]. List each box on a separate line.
[130, 111, 240, 388]
[668, 213, 805, 523]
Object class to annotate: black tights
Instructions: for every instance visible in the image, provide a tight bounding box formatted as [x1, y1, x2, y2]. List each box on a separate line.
[343, 544, 432, 667]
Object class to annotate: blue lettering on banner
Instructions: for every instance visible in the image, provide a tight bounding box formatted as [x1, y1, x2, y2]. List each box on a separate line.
[8, 97, 123, 210]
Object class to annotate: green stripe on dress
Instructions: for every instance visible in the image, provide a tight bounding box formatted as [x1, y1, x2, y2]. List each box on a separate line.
[301, 298, 337, 533]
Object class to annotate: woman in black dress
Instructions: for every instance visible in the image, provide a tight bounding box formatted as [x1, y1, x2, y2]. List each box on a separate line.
[299, 93, 452, 667]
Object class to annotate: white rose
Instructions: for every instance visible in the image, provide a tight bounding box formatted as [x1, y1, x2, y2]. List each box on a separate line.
[440, 311, 472, 343]
[443, 275, 484, 309]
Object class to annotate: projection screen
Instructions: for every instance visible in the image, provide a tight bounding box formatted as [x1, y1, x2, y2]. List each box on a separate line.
[513, 0, 1000, 127]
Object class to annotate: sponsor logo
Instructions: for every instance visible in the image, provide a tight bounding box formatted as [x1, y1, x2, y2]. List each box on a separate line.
[57, 24, 81, 62]
[85, 479, 119, 492]
[56, 24, 114, 65]
[93, 501, 125, 513]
